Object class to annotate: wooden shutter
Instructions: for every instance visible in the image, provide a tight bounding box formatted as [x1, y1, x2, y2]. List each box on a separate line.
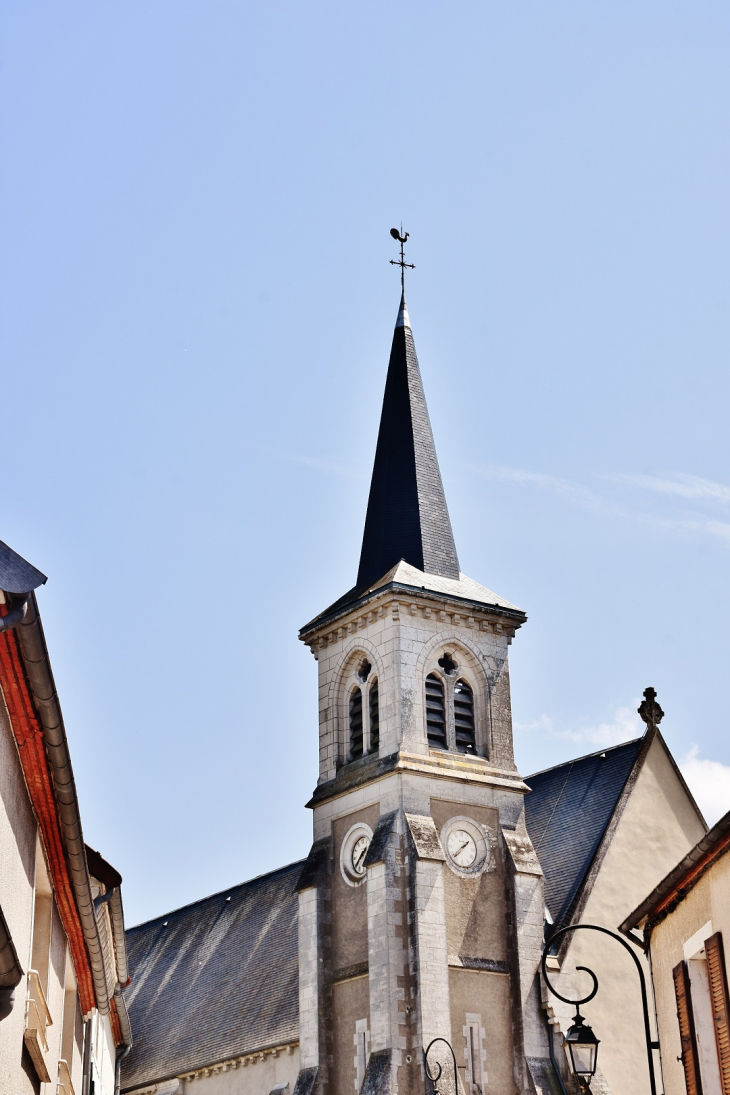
[706, 932, 730, 1095]
[674, 960, 703, 1095]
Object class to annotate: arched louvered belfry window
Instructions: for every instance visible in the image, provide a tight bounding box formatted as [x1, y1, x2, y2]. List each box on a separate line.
[454, 679, 476, 753]
[425, 673, 447, 749]
[369, 679, 379, 754]
[350, 687, 364, 759]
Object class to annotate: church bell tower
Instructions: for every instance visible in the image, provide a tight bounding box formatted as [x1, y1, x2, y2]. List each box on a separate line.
[295, 248, 550, 1095]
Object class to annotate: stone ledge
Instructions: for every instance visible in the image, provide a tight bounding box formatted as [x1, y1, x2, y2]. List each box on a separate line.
[308, 750, 528, 808]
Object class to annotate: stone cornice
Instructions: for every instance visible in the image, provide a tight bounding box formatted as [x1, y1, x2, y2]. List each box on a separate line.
[306, 748, 529, 809]
[300, 584, 523, 655]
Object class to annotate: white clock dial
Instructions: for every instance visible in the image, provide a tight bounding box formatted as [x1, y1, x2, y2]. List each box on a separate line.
[447, 828, 477, 868]
[351, 835, 370, 876]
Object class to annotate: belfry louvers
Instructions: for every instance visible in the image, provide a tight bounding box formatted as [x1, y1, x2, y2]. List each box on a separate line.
[356, 292, 460, 592]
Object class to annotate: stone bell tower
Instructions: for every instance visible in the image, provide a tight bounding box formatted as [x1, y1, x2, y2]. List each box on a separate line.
[294, 287, 552, 1095]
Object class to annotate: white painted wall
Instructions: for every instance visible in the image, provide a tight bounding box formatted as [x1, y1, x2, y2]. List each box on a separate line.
[0, 701, 38, 1095]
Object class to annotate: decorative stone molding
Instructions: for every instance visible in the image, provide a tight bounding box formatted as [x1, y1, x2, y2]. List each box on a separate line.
[307, 595, 516, 655]
[179, 1043, 299, 1082]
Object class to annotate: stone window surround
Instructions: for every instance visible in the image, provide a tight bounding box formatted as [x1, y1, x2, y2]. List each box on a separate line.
[423, 644, 484, 757]
[339, 653, 381, 763]
[463, 1011, 487, 1092]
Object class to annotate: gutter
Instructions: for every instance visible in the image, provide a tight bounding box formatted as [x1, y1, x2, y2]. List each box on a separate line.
[109, 888, 130, 986]
[115, 987, 133, 1049]
[0, 904, 23, 1021]
[14, 593, 110, 1014]
[85, 845, 131, 1000]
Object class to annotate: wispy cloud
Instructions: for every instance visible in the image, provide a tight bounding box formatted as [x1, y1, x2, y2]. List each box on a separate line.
[473, 464, 730, 547]
[610, 472, 730, 506]
[472, 465, 623, 516]
[680, 746, 730, 827]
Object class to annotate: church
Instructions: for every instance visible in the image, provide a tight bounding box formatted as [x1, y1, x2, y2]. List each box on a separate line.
[120, 254, 706, 1095]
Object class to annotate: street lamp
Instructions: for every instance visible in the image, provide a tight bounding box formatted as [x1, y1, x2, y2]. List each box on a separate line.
[562, 1009, 600, 1090]
[541, 923, 659, 1095]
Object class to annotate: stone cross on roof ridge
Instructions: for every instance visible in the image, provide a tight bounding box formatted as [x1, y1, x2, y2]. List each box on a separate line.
[638, 686, 664, 730]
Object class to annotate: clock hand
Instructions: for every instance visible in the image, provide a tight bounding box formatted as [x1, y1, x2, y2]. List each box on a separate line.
[354, 844, 368, 869]
[455, 840, 470, 855]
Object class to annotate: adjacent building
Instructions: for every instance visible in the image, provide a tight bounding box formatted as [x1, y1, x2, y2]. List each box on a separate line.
[622, 807, 730, 1095]
[0, 541, 131, 1095]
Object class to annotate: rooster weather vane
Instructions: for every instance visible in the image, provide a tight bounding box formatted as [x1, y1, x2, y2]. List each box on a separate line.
[389, 226, 415, 291]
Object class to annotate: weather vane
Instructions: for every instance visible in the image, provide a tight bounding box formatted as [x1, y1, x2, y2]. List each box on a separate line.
[389, 226, 415, 292]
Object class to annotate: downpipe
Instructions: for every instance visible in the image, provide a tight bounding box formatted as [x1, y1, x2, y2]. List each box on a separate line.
[0, 597, 28, 633]
[115, 1044, 131, 1095]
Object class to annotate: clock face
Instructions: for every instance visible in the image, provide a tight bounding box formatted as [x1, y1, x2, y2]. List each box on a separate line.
[351, 835, 370, 876]
[447, 828, 478, 868]
[340, 823, 374, 886]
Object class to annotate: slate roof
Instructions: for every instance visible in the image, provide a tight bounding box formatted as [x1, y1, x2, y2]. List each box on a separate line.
[525, 737, 645, 931]
[0, 540, 47, 595]
[356, 293, 460, 593]
[121, 861, 303, 1091]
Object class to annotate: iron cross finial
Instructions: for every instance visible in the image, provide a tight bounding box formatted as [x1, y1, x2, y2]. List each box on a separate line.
[389, 226, 415, 292]
[638, 687, 664, 730]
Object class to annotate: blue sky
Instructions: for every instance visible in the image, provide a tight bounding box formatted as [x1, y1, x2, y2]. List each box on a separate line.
[2, 2, 730, 925]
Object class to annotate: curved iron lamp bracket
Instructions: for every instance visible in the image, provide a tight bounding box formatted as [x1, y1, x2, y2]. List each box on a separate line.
[541, 923, 658, 1095]
[424, 1037, 459, 1095]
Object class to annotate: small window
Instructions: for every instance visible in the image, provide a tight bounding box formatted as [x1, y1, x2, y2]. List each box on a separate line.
[350, 688, 363, 759]
[454, 679, 475, 754]
[425, 674, 447, 749]
[369, 680, 379, 754]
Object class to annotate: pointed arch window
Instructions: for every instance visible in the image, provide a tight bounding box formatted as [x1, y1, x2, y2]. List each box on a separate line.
[454, 679, 475, 754]
[350, 687, 364, 759]
[425, 674, 447, 749]
[369, 680, 379, 754]
[425, 653, 481, 756]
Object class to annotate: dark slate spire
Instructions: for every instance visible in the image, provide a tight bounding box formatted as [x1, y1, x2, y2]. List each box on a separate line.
[356, 293, 460, 592]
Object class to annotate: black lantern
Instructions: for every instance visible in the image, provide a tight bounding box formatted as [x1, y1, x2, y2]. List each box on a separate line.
[563, 1009, 600, 1089]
